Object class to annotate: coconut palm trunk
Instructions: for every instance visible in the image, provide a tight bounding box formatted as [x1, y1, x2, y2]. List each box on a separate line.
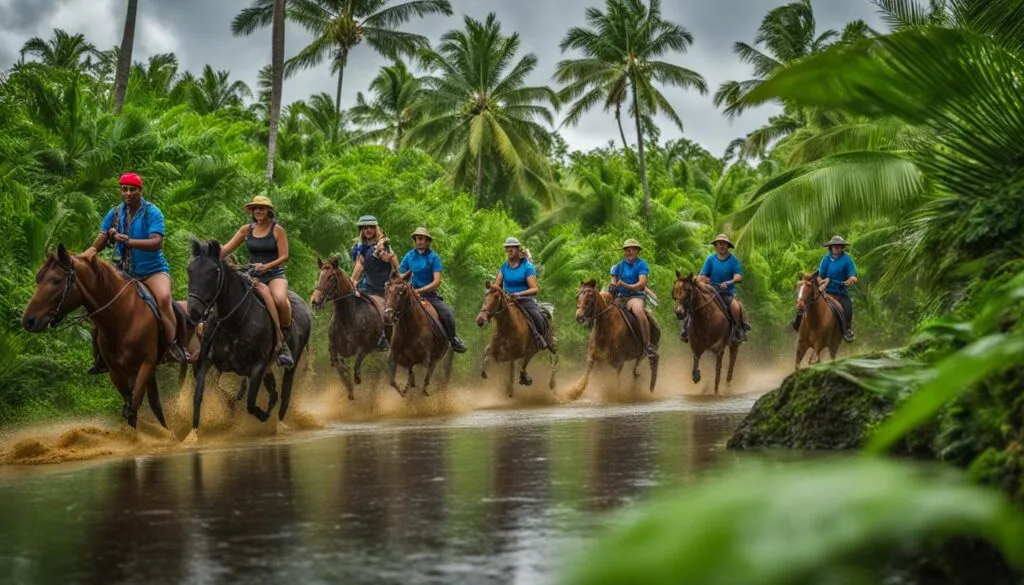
[632, 80, 652, 220]
[265, 0, 285, 180]
[113, 0, 138, 114]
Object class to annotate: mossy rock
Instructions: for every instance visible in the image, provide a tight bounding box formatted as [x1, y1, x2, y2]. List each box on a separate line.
[728, 366, 896, 451]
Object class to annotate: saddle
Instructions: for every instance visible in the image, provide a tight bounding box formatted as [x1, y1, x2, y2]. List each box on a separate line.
[417, 298, 449, 342]
[133, 279, 186, 338]
[824, 294, 849, 331]
[612, 299, 660, 347]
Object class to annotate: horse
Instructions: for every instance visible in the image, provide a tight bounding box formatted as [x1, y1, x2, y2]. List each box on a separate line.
[476, 281, 558, 397]
[310, 256, 386, 401]
[795, 272, 843, 369]
[382, 272, 452, 397]
[672, 271, 740, 394]
[185, 239, 312, 438]
[21, 244, 198, 429]
[570, 279, 660, 398]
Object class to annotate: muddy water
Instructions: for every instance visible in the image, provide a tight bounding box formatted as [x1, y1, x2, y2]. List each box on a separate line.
[0, 395, 764, 585]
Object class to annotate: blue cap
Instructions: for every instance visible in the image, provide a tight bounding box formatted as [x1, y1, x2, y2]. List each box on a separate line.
[357, 215, 378, 227]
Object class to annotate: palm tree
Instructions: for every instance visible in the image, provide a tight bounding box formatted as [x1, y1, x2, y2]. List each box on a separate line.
[185, 65, 253, 114]
[349, 60, 420, 150]
[404, 13, 559, 207]
[555, 0, 708, 220]
[19, 29, 98, 71]
[113, 0, 139, 114]
[232, 0, 453, 122]
[266, 0, 286, 181]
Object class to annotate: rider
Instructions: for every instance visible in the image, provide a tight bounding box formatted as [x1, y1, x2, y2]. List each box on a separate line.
[808, 235, 858, 342]
[218, 195, 295, 366]
[492, 236, 548, 350]
[81, 172, 190, 371]
[610, 238, 657, 358]
[693, 233, 751, 343]
[350, 214, 400, 351]
[398, 227, 467, 353]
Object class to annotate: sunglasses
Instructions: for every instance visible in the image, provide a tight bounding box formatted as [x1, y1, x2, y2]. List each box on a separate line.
[120, 185, 140, 193]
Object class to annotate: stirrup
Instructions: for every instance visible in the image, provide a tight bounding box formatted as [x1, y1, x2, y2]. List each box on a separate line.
[167, 341, 190, 363]
[645, 343, 658, 358]
[277, 343, 295, 367]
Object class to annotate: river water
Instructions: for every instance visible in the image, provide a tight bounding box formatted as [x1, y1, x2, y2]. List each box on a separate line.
[0, 395, 762, 585]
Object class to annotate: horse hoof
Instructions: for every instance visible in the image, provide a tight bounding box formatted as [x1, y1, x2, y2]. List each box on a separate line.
[354, 375, 362, 384]
[126, 415, 137, 429]
[692, 371, 701, 383]
[348, 392, 355, 401]
[519, 374, 533, 386]
[481, 370, 488, 379]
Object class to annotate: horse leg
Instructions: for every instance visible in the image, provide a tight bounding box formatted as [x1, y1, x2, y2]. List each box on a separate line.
[507, 361, 516, 398]
[648, 354, 659, 392]
[189, 360, 215, 439]
[335, 356, 355, 401]
[263, 370, 279, 416]
[402, 366, 416, 397]
[632, 357, 642, 378]
[423, 356, 442, 396]
[795, 340, 809, 371]
[128, 361, 157, 429]
[714, 351, 724, 395]
[145, 376, 167, 430]
[519, 354, 534, 387]
[246, 365, 271, 422]
[480, 342, 491, 379]
[388, 356, 402, 396]
[279, 367, 297, 421]
[548, 347, 558, 390]
[691, 349, 702, 384]
[353, 349, 366, 385]
[727, 342, 740, 383]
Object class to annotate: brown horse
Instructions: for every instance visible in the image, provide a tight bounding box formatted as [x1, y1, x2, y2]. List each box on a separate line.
[795, 272, 844, 369]
[21, 244, 197, 428]
[382, 272, 452, 397]
[476, 282, 558, 397]
[672, 271, 740, 394]
[310, 257, 386, 400]
[570, 279, 660, 398]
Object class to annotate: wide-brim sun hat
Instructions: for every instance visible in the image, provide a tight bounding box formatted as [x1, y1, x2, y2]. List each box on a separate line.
[710, 233, 735, 249]
[411, 227, 433, 240]
[357, 215, 378, 227]
[823, 235, 849, 248]
[244, 195, 274, 212]
[503, 236, 522, 248]
[621, 238, 642, 250]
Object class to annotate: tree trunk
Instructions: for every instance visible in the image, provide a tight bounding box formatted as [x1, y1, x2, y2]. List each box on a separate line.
[265, 0, 285, 181]
[475, 150, 484, 205]
[632, 81, 651, 220]
[333, 52, 348, 142]
[113, 0, 138, 114]
[615, 103, 632, 156]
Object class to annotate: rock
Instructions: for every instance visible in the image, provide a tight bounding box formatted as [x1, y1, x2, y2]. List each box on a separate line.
[727, 367, 896, 451]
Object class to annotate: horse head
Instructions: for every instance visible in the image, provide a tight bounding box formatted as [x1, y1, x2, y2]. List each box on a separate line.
[477, 281, 508, 328]
[575, 279, 599, 325]
[383, 271, 413, 326]
[796, 272, 821, 313]
[672, 270, 698, 321]
[22, 244, 83, 332]
[311, 256, 354, 312]
[186, 238, 224, 324]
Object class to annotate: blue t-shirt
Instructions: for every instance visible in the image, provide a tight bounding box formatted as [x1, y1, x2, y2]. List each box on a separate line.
[610, 258, 649, 298]
[500, 260, 536, 295]
[399, 248, 443, 289]
[700, 253, 743, 295]
[819, 253, 857, 297]
[99, 199, 170, 277]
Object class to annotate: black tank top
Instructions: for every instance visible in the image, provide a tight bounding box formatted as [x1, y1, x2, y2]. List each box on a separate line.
[356, 240, 394, 294]
[246, 221, 280, 265]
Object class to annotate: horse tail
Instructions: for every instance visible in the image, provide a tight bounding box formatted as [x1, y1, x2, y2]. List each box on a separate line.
[146, 380, 168, 429]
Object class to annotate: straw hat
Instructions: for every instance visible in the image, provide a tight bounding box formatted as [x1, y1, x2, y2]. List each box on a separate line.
[621, 238, 643, 250]
[503, 236, 522, 248]
[244, 195, 274, 211]
[710, 233, 735, 248]
[823, 235, 849, 248]
[357, 214, 378, 227]
[410, 227, 433, 240]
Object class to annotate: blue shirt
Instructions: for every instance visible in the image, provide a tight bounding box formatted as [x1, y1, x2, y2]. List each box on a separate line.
[819, 253, 857, 297]
[610, 258, 649, 298]
[399, 248, 443, 289]
[99, 199, 170, 277]
[499, 260, 536, 295]
[700, 253, 743, 295]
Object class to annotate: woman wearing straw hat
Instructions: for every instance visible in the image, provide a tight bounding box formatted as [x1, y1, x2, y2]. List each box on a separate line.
[398, 227, 467, 353]
[493, 236, 549, 349]
[219, 194, 295, 366]
[350, 214, 399, 350]
[796, 235, 857, 342]
[694, 233, 751, 343]
[610, 238, 657, 358]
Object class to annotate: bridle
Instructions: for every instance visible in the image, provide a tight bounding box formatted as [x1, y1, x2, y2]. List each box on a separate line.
[796, 278, 821, 316]
[187, 258, 256, 326]
[383, 279, 412, 322]
[43, 258, 134, 331]
[313, 266, 357, 305]
[576, 286, 614, 326]
[674, 279, 717, 320]
[478, 288, 511, 320]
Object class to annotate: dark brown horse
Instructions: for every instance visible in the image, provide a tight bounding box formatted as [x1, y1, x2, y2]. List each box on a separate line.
[382, 272, 452, 397]
[21, 244, 197, 428]
[795, 272, 843, 369]
[476, 282, 558, 397]
[310, 257, 386, 400]
[672, 271, 740, 394]
[569, 279, 660, 399]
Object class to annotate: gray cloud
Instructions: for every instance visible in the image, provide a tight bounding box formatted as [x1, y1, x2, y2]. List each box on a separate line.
[0, 0, 884, 155]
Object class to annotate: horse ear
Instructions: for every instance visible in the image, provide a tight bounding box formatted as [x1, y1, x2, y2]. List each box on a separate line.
[484, 280, 492, 290]
[57, 243, 71, 267]
[317, 257, 323, 269]
[401, 271, 412, 282]
[191, 238, 202, 258]
[675, 269, 682, 280]
[208, 240, 221, 259]
[686, 272, 694, 281]
[585, 278, 596, 288]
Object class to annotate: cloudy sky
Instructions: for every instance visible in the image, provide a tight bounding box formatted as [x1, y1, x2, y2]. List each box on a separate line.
[0, 0, 884, 155]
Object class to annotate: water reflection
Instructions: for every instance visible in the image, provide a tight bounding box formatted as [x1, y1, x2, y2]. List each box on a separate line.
[0, 397, 756, 585]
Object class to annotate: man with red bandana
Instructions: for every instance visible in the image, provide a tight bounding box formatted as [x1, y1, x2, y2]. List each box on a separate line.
[81, 172, 190, 370]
